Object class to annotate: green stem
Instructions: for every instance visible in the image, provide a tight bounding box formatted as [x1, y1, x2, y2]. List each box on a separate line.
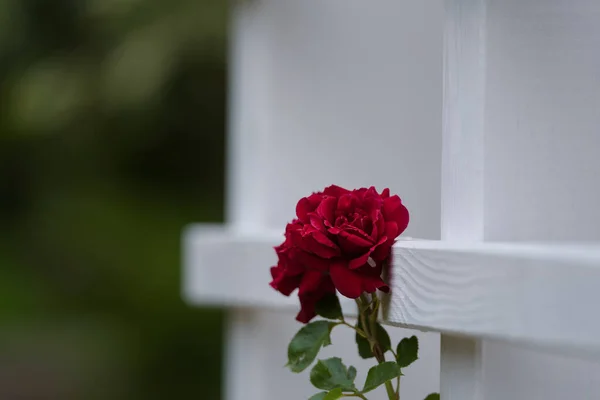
[342, 394, 369, 400]
[383, 369, 397, 400]
[359, 293, 372, 310]
[357, 295, 398, 400]
[340, 321, 368, 338]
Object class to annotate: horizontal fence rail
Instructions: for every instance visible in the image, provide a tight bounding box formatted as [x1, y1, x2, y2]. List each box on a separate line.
[184, 224, 600, 352]
[390, 241, 600, 353]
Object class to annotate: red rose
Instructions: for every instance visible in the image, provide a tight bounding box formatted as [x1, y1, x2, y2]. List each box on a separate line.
[270, 185, 409, 323]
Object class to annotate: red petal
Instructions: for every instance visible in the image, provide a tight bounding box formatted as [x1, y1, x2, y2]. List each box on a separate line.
[352, 188, 368, 199]
[323, 185, 351, 197]
[270, 265, 280, 280]
[348, 252, 371, 270]
[355, 265, 390, 294]
[330, 261, 364, 298]
[269, 266, 301, 296]
[299, 270, 324, 295]
[383, 196, 409, 234]
[337, 194, 355, 213]
[309, 213, 326, 231]
[296, 251, 330, 271]
[369, 211, 383, 241]
[338, 229, 373, 255]
[296, 194, 322, 222]
[370, 232, 396, 262]
[296, 303, 316, 323]
[317, 196, 337, 224]
[349, 236, 387, 269]
[296, 275, 336, 323]
[304, 229, 340, 258]
[328, 226, 342, 235]
[385, 221, 399, 240]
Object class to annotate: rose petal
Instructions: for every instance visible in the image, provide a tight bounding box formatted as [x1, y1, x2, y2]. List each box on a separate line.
[370, 211, 385, 241]
[323, 185, 351, 197]
[296, 193, 322, 222]
[309, 213, 326, 231]
[269, 266, 301, 296]
[349, 236, 387, 269]
[328, 226, 342, 235]
[296, 275, 335, 323]
[296, 251, 330, 271]
[348, 252, 372, 270]
[361, 191, 383, 213]
[371, 244, 390, 263]
[355, 265, 390, 293]
[385, 221, 399, 241]
[343, 224, 374, 242]
[299, 269, 324, 294]
[330, 261, 364, 298]
[337, 194, 355, 214]
[296, 305, 316, 323]
[282, 248, 308, 275]
[383, 196, 409, 233]
[317, 196, 337, 224]
[352, 188, 368, 199]
[270, 265, 280, 280]
[370, 236, 395, 262]
[338, 228, 373, 255]
[303, 228, 340, 258]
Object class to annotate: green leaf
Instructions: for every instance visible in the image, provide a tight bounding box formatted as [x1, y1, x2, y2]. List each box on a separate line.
[323, 388, 344, 400]
[396, 335, 419, 368]
[310, 357, 357, 391]
[315, 294, 343, 320]
[347, 366, 357, 382]
[356, 328, 373, 359]
[374, 323, 391, 352]
[288, 321, 337, 373]
[308, 388, 344, 400]
[355, 319, 392, 359]
[361, 362, 402, 393]
[423, 393, 440, 400]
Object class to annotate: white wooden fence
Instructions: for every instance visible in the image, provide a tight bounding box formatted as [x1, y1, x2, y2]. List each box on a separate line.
[184, 0, 600, 398]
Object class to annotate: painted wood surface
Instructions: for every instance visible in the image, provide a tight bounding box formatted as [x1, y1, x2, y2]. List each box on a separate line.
[389, 240, 600, 351]
[439, 0, 487, 397]
[479, 0, 600, 398]
[196, 0, 445, 398]
[186, 0, 600, 398]
[185, 229, 600, 353]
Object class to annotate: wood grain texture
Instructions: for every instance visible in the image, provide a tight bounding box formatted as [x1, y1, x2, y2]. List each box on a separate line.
[388, 240, 600, 351]
[185, 226, 600, 353]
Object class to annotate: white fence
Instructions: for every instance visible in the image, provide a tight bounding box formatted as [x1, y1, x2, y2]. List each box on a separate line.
[184, 0, 600, 398]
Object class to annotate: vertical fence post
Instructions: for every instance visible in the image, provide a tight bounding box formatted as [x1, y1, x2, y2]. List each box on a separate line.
[440, 0, 487, 397]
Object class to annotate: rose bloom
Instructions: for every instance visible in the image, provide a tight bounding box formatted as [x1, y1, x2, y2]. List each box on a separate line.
[269, 185, 409, 323]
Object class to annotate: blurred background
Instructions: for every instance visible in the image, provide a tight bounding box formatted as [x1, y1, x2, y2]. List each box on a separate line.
[0, 0, 226, 398]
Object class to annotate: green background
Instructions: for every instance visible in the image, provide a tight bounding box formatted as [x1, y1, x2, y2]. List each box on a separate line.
[0, 0, 226, 398]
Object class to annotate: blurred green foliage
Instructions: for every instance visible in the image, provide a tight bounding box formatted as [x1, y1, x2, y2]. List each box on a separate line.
[0, 0, 227, 398]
